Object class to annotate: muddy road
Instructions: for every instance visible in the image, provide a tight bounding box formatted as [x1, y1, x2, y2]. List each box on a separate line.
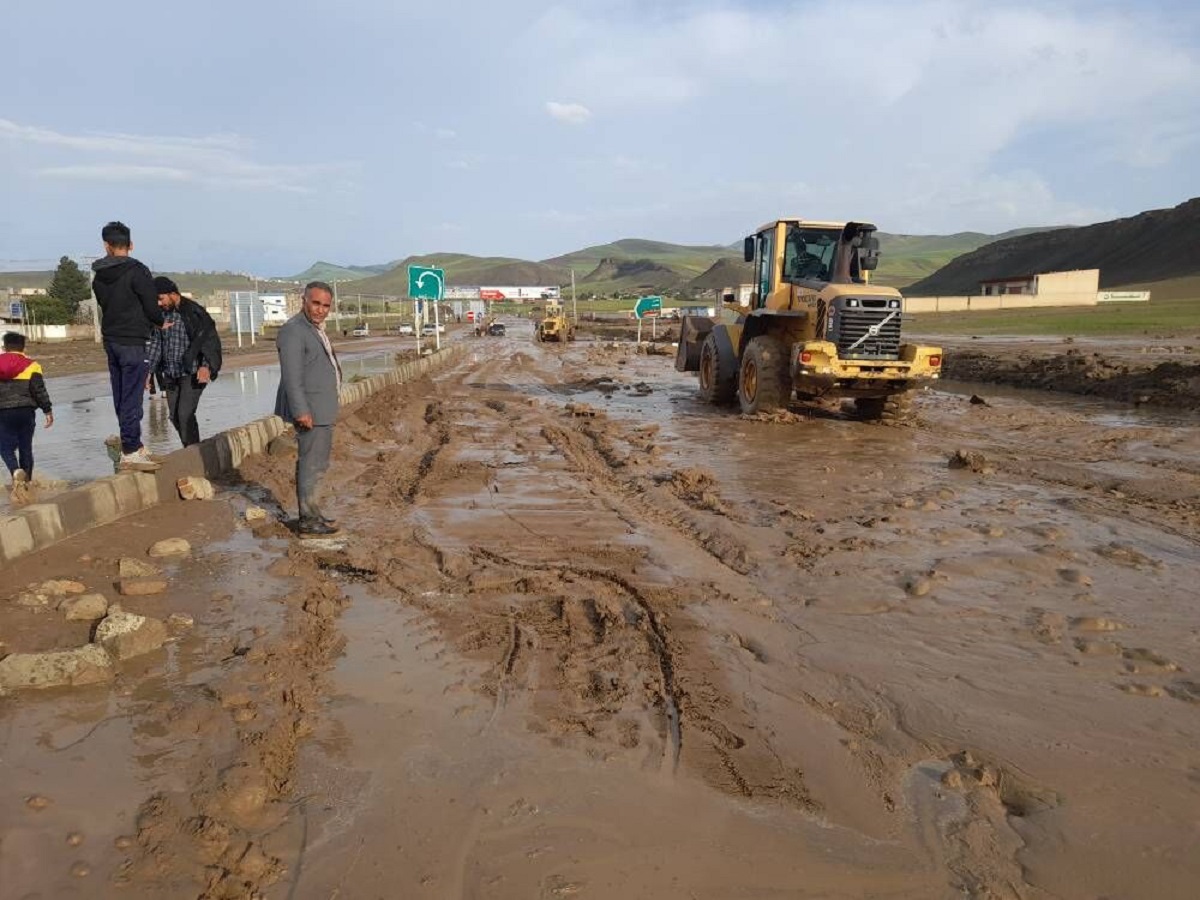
[3, 333, 1199, 899]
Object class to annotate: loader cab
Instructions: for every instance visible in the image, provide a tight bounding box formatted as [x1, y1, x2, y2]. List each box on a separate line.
[743, 220, 882, 308]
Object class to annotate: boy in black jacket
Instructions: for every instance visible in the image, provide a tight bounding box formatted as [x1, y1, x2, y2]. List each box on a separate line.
[91, 220, 164, 472]
[148, 276, 223, 447]
[0, 332, 54, 499]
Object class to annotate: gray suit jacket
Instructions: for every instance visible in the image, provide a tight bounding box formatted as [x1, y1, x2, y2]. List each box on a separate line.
[275, 313, 340, 426]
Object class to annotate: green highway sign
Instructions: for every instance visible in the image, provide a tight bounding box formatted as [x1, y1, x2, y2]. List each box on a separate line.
[634, 295, 663, 319]
[408, 265, 445, 301]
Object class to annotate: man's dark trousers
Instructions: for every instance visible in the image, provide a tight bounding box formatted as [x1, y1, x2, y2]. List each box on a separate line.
[0, 407, 36, 478]
[296, 425, 333, 521]
[105, 340, 149, 454]
[163, 376, 206, 447]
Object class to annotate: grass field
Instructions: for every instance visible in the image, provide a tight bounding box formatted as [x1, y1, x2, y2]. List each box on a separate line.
[911, 290, 1200, 338]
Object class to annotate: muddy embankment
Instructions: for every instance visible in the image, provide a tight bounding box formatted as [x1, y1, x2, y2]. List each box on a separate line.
[3, 337, 1200, 898]
[943, 342, 1200, 410]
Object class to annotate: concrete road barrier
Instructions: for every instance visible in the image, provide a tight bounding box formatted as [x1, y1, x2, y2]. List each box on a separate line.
[0, 346, 466, 566]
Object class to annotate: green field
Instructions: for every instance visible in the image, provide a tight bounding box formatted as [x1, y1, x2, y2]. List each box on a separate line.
[911, 286, 1200, 338]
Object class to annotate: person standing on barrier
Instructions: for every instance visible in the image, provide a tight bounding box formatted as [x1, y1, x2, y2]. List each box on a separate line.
[91, 221, 164, 472]
[146, 277, 223, 447]
[275, 281, 342, 537]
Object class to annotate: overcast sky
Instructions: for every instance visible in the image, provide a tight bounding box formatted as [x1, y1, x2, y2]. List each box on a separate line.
[2, 0, 1198, 275]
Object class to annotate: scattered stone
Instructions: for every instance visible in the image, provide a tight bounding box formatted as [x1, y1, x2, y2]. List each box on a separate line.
[1073, 638, 1121, 657]
[968, 394, 990, 406]
[118, 579, 169, 597]
[120, 557, 161, 578]
[26, 795, 52, 811]
[39, 579, 87, 597]
[947, 449, 993, 474]
[66, 832, 85, 847]
[167, 613, 195, 632]
[245, 506, 269, 524]
[267, 434, 298, 456]
[69, 861, 91, 878]
[113, 835, 135, 851]
[1071, 616, 1123, 632]
[1119, 683, 1164, 698]
[177, 476, 215, 501]
[13, 591, 52, 610]
[148, 538, 191, 558]
[905, 576, 933, 598]
[60, 593, 109, 621]
[1058, 568, 1093, 586]
[941, 769, 963, 789]
[94, 609, 169, 661]
[0, 646, 115, 691]
[565, 402, 599, 418]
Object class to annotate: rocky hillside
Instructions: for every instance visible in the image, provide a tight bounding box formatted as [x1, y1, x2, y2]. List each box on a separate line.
[906, 198, 1200, 296]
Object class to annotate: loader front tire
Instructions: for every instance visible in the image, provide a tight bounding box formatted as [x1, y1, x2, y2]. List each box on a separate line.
[698, 333, 738, 405]
[738, 336, 791, 415]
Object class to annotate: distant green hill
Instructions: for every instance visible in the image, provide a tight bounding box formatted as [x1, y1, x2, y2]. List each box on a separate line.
[0, 226, 1069, 302]
[283, 261, 382, 283]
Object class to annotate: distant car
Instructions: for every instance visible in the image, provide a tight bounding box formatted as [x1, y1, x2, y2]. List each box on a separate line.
[421, 324, 438, 336]
[487, 322, 506, 336]
[351, 324, 370, 337]
[392, 324, 415, 335]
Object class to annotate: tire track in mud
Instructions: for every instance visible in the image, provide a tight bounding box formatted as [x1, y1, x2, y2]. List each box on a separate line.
[118, 549, 351, 899]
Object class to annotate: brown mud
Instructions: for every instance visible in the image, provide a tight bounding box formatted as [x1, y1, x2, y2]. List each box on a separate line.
[2, 333, 1200, 898]
[937, 336, 1200, 410]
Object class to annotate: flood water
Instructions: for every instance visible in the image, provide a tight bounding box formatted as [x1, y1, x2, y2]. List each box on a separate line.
[12, 348, 404, 489]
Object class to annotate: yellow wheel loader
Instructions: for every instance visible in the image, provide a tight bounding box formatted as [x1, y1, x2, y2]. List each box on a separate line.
[676, 219, 942, 421]
[536, 303, 575, 343]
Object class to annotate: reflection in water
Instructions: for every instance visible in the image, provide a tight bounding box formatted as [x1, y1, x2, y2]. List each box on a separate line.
[11, 352, 402, 491]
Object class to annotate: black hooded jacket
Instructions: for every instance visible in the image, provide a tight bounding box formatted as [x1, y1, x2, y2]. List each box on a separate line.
[91, 255, 164, 345]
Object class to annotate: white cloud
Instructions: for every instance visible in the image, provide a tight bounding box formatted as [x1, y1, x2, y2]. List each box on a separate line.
[523, 0, 1200, 232]
[0, 118, 347, 193]
[546, 101, 592, 125]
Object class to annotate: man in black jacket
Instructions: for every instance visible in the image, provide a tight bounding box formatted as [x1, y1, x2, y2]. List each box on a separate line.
[148, 276, 223, 447]
[91, 221, 164, 472]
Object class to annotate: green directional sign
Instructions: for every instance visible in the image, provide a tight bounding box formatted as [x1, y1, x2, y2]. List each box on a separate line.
[408, 265, 445, 301]
[634, 295, 663, 319]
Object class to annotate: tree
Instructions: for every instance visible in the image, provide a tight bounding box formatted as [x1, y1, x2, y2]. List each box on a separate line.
[24, 295, 76, 325]
[47, 256, 91, 316]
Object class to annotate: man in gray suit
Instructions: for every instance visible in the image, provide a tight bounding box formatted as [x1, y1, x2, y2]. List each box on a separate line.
[275, 281, 342, 536]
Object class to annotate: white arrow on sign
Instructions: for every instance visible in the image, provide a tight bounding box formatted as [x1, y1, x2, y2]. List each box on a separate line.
[416, 269, 443, 300]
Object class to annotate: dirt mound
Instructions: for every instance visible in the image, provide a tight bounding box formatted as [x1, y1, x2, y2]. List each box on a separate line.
[945, 349, 1200, 409]
[908, 197, 1200, 295]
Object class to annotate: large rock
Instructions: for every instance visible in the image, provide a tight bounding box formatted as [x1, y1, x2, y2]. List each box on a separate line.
[119, 557, 161, 579]
[118, 579, 168, 597]
[39, 579, 87, 597]
[60, 593, 110, 621]
[267, 434, 297, 457]
[0, 645, 115, 692]
[94, 608, 169, 661]
[148, 538, 191, 558]
[177, 477, 215, 501]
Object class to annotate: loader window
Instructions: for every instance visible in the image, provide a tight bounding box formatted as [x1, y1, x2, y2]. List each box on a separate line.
[783, 226, 839, 283]
[756, 230, 774, 306]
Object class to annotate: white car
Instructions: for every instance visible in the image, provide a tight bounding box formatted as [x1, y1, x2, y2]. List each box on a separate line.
[394, 324, 415, 336]
[351, 324, 370, 337]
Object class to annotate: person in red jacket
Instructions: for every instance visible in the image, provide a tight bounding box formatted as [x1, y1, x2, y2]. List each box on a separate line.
[0, 331, 54, 500]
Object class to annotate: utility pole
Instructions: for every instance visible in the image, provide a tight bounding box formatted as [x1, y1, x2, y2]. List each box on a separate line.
[571, 269, 577, 322]
[332, 281, 341, 334]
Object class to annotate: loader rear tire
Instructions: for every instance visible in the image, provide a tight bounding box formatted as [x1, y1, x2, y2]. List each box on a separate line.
[698, 333, 738, 405]
[855, 393, 913, 423]
[738, 336, 791, 415]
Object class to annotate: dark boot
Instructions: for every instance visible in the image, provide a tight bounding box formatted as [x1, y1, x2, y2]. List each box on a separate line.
[298, 517, 340, 537]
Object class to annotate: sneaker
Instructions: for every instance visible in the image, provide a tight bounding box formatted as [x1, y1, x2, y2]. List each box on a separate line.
[10, 470, 29, 503]
[119, 447, 162, 473]
[298, 517, 340, 537]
